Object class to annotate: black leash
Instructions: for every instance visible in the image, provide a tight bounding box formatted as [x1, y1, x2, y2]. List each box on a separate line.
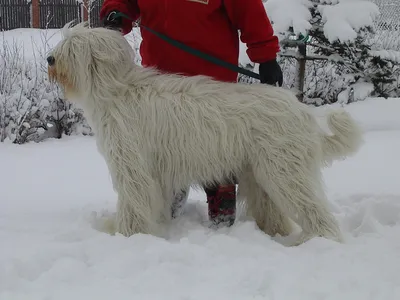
[112, 12, 261, 80]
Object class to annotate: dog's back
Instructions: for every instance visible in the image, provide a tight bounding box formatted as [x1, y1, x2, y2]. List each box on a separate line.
[124, 70, 320, 186]
[129, 69, 362, 172]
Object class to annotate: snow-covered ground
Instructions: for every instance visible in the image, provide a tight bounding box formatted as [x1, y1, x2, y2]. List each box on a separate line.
[1, 97, 400, 300]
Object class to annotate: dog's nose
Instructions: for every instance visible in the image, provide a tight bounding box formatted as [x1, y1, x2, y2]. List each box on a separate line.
[47, 56, 55, 66]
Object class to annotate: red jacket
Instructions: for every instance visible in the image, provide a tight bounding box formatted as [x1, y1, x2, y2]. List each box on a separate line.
[100, 0, 279, 83]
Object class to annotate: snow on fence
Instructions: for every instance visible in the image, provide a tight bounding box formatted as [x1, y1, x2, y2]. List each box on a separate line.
[373, 0, 400, 31]
[370, 0, 400, 51]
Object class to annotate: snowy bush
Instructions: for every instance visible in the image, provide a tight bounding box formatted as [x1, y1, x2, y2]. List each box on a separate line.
[262, 0, 400, 104]
[0, 31, 92, 144]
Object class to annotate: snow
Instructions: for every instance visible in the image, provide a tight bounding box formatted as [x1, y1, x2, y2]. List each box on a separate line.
[265, 0, 313, 36]
[0, 27, 140, 63]
[1, 97, 400, 299]
[320, 0, 380, 43]
[265, 0, 380, 43]
[369, 49, 400, 64]
[0, 28, 61, 61]
[337, 82, 375, 104]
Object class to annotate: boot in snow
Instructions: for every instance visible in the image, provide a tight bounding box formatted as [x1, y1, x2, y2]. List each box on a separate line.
[206, 184, 236, 227]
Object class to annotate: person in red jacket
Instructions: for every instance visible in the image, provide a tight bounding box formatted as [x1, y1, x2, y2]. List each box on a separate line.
[100, 0, 283, 227]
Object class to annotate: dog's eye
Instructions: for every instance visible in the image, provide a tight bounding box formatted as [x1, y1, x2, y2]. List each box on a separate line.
[47, 56, 56, 66]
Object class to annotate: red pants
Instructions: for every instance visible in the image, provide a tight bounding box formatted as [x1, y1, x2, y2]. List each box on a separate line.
[204, 183, 236, 226]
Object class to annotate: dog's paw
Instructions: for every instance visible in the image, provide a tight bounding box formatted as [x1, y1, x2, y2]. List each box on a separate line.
[115, 221, 137, 237]
[261, 217, 295, 238]
[289, 233, 316, 246]
[115, 215, 164, 238]
[89, 211, 117, 236]
[285, 231, 344, 247]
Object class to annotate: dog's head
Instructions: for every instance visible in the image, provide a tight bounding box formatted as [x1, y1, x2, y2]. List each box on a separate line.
[47, 21, 135, 100]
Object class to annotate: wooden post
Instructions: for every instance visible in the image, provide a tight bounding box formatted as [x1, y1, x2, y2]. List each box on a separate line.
[82, 0, 89, 22]
[31, 0, 40, 28]
[279, 35, 308, 103]
[296, 42, 307, 102]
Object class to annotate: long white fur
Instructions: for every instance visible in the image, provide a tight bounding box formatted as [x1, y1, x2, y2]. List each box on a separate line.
[48, 23, 363, 245]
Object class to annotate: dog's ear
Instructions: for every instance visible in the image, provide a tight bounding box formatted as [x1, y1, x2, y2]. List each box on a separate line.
[61, 20, 83, 39]
[88, 29, 131, 66]
[85, 28, 134, 89]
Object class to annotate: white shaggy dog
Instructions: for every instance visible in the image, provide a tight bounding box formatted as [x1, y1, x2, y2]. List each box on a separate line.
[48, 23, 363, 246]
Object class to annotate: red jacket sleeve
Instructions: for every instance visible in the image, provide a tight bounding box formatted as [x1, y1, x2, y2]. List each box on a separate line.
[224, 0, 280, 63]
[100, 0, 140, 35]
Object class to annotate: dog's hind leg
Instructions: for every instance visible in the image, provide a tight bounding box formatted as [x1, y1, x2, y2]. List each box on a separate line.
[252, 188, 294, 238]
[238, 172, 293, 237]
[251, 148, 342, 246]
[171, 187, 189, 219]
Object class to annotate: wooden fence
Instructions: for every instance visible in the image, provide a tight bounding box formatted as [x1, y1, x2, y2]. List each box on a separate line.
[89, 2, 104, 28]
[0, 0, 104, 31]
[39, 0, 82, 29]
[0, 0, 31, 31]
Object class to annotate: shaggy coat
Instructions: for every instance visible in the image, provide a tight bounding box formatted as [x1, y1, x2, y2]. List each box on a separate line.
[48, 23, 363, 246]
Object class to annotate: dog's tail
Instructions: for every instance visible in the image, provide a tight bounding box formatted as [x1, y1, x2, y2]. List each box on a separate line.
[321, 108, 363, 166]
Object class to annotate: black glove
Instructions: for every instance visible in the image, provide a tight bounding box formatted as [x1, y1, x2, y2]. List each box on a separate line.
[259, 59, 283, 87]
[102, 11, 123, 31]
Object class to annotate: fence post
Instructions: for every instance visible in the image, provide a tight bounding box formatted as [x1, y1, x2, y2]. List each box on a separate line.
[82, 0, 89, 22]
[296, 42, 306, 103]
[31, 0, 40, 28]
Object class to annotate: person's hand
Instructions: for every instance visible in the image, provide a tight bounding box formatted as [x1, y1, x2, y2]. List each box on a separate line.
[102, 11, 123, 31]
[259, 59, 283, 87]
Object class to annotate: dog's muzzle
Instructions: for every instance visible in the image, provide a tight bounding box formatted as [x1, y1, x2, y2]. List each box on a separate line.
[47, 56, 55, 66]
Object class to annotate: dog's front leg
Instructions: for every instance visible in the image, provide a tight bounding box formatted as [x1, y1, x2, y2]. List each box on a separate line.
[109, 155, 165, 238]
